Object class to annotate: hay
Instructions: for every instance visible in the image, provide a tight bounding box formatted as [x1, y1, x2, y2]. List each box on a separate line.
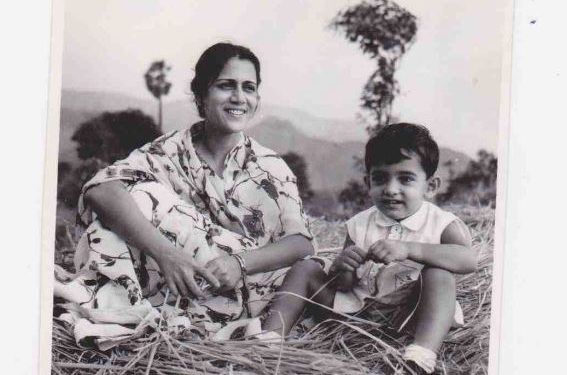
[52, 205, 495, 374]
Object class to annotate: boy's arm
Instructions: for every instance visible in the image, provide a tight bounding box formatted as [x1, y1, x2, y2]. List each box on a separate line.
[370, 219, 477, 274]
[329, 234, 360, 291]
[408, 219, 476, 273]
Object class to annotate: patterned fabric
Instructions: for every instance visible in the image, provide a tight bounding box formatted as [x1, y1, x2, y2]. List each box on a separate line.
[54, 122, 312, 349]
[333, 202, 459, 313]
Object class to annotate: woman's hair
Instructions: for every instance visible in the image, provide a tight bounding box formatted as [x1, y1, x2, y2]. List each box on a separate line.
[190, 42, 261, 118]
[364, 123, 440, 178]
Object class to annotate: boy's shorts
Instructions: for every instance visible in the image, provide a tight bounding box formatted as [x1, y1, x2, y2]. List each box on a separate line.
[310, 255, 464, 330]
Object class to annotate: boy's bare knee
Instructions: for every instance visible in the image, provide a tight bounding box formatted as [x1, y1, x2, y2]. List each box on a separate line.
[289, 259, 322, 277]
[422, 267, 456, 289]
[289, 259, 325, 290]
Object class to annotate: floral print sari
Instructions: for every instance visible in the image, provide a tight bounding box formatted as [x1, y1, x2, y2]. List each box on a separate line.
[54, 122, 313, 349]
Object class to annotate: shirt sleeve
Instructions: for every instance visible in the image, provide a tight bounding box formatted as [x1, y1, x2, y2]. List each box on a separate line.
[276, 166, 313, 242]
[77, 131, 183, 226]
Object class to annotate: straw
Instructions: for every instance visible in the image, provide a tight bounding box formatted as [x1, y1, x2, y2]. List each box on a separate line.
[52, 204, 495, 374]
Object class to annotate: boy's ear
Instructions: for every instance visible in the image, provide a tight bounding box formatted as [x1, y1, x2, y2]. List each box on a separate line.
[425, 176, 441, 199]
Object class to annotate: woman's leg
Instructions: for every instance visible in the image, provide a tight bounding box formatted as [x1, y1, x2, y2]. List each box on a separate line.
[262, 259, 335, 336]
[412, 267, 456, 352]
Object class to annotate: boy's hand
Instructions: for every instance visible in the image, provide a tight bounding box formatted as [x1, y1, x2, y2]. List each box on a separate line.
[330, 245, 366, 273]
[368, 240, 410, 264]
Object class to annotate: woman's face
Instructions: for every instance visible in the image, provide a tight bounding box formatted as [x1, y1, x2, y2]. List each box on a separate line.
[201, 57, 259, 134]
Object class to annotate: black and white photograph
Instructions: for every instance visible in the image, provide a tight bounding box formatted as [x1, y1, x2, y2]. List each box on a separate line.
[42, 0, 513, 373]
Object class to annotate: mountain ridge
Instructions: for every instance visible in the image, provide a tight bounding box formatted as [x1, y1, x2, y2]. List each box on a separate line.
[58, 90, 471, 192]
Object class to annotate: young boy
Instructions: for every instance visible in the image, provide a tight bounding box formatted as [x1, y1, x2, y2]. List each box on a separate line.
[259, 123, 477, 374]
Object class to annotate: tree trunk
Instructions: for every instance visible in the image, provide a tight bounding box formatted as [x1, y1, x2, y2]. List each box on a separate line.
[158, 97, 163, 133]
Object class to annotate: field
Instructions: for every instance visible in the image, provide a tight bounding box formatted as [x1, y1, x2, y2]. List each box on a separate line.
[51, 204, 495, 374]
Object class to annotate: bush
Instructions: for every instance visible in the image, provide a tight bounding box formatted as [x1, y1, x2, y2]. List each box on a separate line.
[58, 158, 109, 209]
[281, 152, 314, 201]
[439, 150, 498, 207]
[337, 178, 372, 217]
[58, 109, 160, 210]
[72, 109, 161, 164]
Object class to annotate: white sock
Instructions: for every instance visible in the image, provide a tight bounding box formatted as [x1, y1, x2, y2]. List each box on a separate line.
[244, 317, 262, 336]
[243, 318, 283, 343]
[402, 343, 437, 374]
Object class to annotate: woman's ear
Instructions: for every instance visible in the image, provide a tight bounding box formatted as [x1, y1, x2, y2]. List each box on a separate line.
[425, 176, 441, 199]
[364, 174, 370, 189]
[254, 94, 261, 114]
[195, 96, 203, 113]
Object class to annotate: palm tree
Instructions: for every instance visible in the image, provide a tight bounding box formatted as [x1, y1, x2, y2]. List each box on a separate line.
[144, 60, 172, 132]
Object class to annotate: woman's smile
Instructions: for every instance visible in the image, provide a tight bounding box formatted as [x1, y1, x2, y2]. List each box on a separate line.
[225, 108, 247, 116]
[226, 108, 246, 116]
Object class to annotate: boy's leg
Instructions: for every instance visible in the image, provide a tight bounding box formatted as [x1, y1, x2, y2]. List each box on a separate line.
[263, 259, 335, 336]
[412, 266, 456, 352]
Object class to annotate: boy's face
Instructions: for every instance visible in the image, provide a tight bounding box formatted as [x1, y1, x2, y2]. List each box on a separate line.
[366, 152, 438, 221]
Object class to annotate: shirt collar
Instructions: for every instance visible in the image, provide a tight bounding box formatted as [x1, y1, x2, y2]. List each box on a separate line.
[374, 202, 428, 232]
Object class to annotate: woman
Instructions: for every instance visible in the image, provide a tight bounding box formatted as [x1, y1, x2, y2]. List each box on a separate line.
[54, 43, 314, 349]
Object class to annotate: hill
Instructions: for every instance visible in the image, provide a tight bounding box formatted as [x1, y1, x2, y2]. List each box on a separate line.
[60, 89, 364, 142]
[247, 116, 364, 191]
[58, 89, 470, 192]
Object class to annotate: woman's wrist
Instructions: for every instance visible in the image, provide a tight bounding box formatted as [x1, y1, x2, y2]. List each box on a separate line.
[150, 242, 181, 267]
[231, 253, 247, 276]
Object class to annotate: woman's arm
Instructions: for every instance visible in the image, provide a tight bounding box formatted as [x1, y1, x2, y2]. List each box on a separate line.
[242, 235, 314, 273]
[205, 234, 314, 291]
[84, 181, 220, 296]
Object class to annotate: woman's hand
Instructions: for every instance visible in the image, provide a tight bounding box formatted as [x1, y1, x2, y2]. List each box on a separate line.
[156, 247, 220, 298]
[330, 245, 367, 274]
[205, 254, 243, 292]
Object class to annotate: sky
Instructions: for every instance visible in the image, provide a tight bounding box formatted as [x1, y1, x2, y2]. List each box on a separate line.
[61, 0, 510, 156]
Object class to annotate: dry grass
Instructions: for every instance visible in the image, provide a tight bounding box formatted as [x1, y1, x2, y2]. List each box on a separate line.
[51, 205, 495, 374]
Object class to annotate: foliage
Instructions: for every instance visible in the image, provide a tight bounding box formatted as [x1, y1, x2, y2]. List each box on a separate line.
[439, 150, 498, 207]
[72, 109, 161, 164]
[58, 158, 109, 209]
[60, 109, 161, 210]
[144, 60, 172, 131]
[330, 0, 417, 132]
[337, 178, 372, 217]
[281, 152, 314, 201]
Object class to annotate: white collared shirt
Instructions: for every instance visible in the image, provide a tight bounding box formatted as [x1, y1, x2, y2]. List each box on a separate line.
[334, 201, 458, 312]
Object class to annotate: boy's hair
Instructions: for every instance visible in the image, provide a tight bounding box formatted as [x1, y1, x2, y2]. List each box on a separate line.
[364, 123, 439, 178]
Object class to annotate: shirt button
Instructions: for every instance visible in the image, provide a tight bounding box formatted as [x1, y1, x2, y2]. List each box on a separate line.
[390, 225, 402, 239]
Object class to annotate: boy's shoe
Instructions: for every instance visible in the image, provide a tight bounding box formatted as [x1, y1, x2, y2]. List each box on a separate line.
[402, 343, 437, 374]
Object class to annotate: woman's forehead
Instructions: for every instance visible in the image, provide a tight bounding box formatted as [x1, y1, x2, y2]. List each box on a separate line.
[216, 58, 257, 82]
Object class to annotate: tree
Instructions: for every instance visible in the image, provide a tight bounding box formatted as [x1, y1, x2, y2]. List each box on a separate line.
[281, 152, 314, 201]
[338, 179, 372, 216]
[58, 158, 109, 209]
[438, 150, 498, 207]
[330, 0, 417, 133]
[144, 60, 172, 132]
[72, 109, 161, 164]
